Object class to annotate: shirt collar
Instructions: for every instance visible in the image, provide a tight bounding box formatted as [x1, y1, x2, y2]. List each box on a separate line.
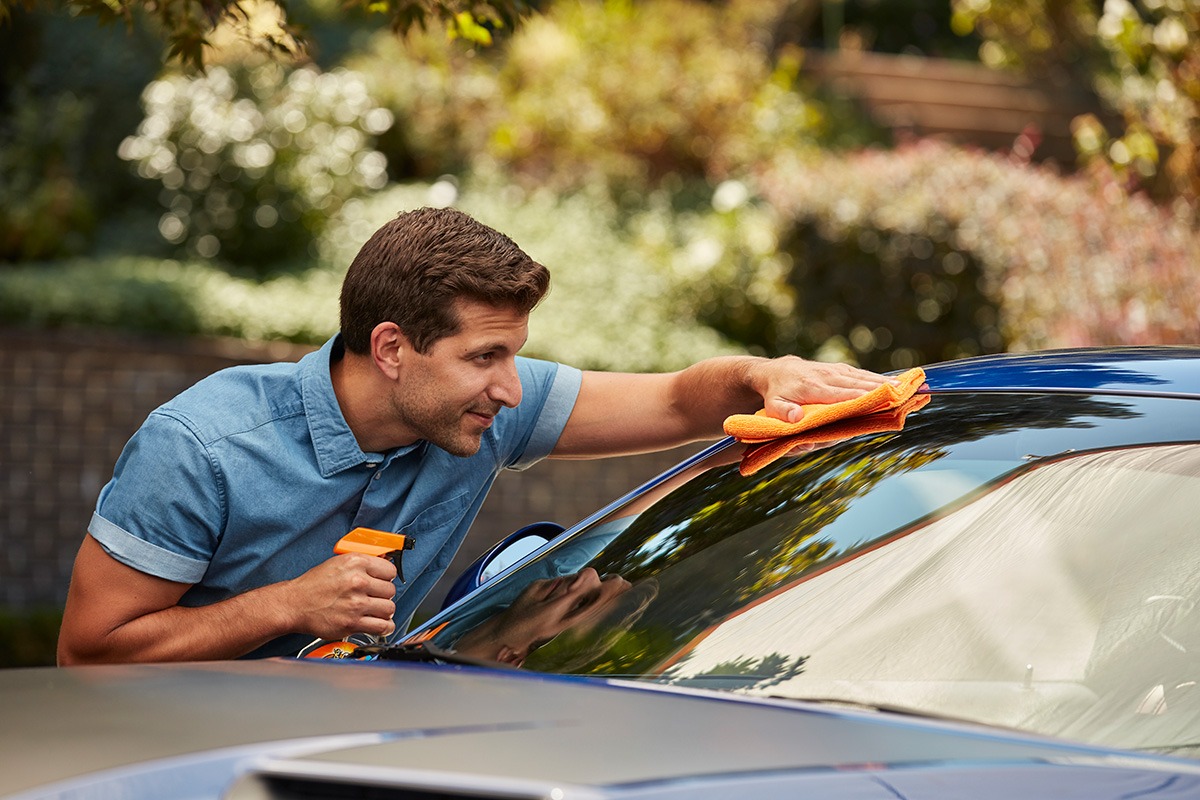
[301, 334, 374, 478]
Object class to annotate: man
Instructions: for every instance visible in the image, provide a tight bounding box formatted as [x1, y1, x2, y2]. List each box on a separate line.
[57, 206, 891, 664]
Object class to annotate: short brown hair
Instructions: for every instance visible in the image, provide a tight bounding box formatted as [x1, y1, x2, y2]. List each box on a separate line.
[340, 207, 550, 354]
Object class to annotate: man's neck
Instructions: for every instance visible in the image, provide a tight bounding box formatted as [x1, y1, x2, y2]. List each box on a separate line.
[329, 351, 418, 454]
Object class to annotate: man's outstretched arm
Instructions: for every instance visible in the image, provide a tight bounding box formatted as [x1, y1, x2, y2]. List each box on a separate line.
[551, 355, 892, 459]
[57, 534, 399, 665]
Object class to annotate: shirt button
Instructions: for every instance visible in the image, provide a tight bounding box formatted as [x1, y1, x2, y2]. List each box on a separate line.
[373, 472, 383, 481]
[365, 462, 378, 468]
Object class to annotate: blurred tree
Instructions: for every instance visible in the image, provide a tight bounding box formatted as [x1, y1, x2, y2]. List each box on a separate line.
[0, 5, 161, 262]
[344, 0, 887, 196]
[1088, 0, 1200, 211]
[475, 0, 885, 193]
[949, 0, 1101, 81]
[951, 0, 1200, 212]
[0, 0, 539, 70]
[772, 0, 981, 59]
[118, 62, 393, 271]
[759, 140, 1200, 363]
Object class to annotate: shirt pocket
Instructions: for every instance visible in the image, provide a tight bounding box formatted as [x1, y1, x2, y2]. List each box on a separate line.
[395, 491, 470, 581]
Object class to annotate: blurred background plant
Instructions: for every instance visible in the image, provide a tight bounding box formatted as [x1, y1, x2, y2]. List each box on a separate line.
[759, 139, 1200, 370]
[0, 6, 161, 262]
[118, 62, 393, 271]
[0, 0, 538, 70]
[347, 0, 889, 199]
[478, 0, 835, 194]
[951, 0, 1200, 214]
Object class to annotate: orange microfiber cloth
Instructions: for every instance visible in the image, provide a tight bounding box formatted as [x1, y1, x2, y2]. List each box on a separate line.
[723, 366, 927, 444]
[736, 393, 930, 476]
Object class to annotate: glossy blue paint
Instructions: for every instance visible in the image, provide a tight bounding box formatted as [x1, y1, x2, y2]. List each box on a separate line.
[921, 346, 1200, 398]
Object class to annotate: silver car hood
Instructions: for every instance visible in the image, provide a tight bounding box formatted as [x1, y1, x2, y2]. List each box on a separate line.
[4, 659, 1199, 799]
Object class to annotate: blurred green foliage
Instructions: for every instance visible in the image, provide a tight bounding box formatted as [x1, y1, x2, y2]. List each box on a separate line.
[0, 256, 341, 343]
[0, 0, 538, 71]
[0, 6, 161, 262]
[349, 0, 888, 196]
[0, 86, 94, 261]
[344, 26, 499, 180]
[828, 0, 983, 58]
[759, 140, 1200, 365]
[118, 62, 393, 272]
[952, 0, 1200, 213]
[485, 0, 823, 192]
[0, 609, 60, 668]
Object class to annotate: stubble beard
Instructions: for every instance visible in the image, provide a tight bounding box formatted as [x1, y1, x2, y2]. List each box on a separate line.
[390, 390, 489, 458]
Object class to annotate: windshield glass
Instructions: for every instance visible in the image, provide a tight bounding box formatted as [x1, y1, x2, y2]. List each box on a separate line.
[417, 392, 1200, 757]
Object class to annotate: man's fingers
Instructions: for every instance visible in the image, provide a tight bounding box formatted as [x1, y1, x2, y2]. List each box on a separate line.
[358, 616, 397, 638]
[820, 363, 892, 389]
[362, 596, 396, 621]
[291, 554, 404, 640]
[766, 398, 804, 423]
[361, 553, 398, 582]
[359, 596, 396, 635]
[365, 576, 397, 598]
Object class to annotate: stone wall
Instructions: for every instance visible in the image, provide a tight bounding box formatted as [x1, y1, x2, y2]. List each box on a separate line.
[0, 329, 694, 618]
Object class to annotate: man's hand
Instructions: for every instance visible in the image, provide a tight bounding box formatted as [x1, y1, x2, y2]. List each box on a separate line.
[749, 355, 895, 423]
[281, 553, 398, 641]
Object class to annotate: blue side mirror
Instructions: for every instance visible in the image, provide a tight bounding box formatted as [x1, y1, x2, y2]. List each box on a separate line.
[439, 521, 565, 611]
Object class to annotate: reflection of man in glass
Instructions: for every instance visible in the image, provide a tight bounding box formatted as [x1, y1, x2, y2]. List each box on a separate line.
[453, 567, 657, 668]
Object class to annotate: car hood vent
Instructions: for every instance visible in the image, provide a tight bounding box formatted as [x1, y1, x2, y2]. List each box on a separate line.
[249, 774, 538, 799]
[224, 762, 579, 800]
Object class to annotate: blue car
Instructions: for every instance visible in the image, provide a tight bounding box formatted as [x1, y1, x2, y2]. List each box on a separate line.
[6, 347, 1200, 799]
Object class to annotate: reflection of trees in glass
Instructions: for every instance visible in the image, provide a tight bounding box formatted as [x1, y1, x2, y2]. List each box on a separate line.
[570, 394, 1137, 677]
[743, 445, 941, 596]
[598, 395, 1132, 580]
[527, 624, 678, 676]
[662, 652, 807, 692]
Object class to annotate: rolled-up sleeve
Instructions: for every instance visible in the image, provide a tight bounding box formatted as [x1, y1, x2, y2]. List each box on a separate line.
[89, 411, 224, 583]
[508, 360, 581, 471]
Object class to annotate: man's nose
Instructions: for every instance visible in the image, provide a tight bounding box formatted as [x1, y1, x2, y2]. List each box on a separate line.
[490, 360, 522, 408]
[569, 567, 601, 591]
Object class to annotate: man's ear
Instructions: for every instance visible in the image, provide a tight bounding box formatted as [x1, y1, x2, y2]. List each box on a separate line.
[369, 322, 411, 381]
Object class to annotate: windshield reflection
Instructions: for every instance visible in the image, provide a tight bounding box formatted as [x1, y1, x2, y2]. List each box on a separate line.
[452, 568, 656, 669]
[664, 443, 1200, 755]
[420, 392, 1200, 756]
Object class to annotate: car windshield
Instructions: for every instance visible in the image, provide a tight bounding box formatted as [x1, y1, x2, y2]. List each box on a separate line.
[418, 391, 1200, 758]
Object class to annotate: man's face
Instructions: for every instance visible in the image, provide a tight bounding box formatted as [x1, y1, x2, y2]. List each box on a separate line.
[450, 567, 640, 667]
[391, 297, 529, 457]
[496, 567, 634, 654]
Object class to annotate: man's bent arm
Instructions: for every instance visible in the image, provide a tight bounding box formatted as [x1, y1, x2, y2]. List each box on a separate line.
[552, 355, 892, 459]
[58, 535, 398, 665]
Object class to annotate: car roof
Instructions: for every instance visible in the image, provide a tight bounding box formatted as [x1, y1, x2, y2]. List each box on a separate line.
[921, 346, 1200, 399]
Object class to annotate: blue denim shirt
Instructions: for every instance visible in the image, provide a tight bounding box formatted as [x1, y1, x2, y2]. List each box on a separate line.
[89, 335, 582, 657]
